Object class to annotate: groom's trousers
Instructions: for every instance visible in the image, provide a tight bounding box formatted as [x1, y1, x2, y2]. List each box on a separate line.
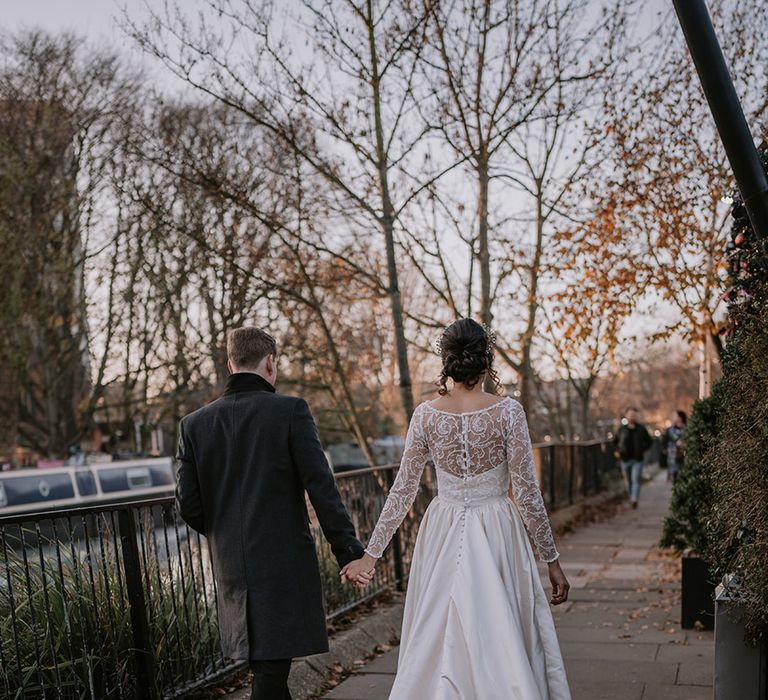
[250, 659, 292, 700]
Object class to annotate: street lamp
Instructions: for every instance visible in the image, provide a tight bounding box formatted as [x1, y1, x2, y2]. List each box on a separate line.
[672, 0, 768, 240]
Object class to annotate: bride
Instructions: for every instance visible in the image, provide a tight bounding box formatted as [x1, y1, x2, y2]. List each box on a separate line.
[341, 318, 572, 700]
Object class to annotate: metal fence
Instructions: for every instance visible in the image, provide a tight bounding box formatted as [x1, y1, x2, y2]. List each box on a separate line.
[0, 500, 236, 699]
[534, 438, 623, 511]
[0, 439, 619, 699]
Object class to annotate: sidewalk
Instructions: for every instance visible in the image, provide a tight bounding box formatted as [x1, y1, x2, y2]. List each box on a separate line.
[323, 472, 713, 700]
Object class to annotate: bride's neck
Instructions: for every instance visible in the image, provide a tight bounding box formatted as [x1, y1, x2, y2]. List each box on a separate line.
[451, 380, 487, 395]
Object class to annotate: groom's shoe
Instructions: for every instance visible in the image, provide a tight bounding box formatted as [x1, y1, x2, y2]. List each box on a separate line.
[250, 659, 292, 700]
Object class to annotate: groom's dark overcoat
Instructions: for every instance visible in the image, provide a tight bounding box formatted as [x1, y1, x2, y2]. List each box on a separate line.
[175, 372, 365, 660]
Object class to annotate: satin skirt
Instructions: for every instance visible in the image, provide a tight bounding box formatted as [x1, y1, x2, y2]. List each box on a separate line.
[390, 495, 571, 700]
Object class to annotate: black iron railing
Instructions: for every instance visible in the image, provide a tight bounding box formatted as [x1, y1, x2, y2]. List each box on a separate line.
[0, 439, 619, 699]
[0, 499, 238, 699]
[534, 438, 624, 510]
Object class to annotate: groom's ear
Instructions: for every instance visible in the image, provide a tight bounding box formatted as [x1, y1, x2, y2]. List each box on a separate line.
[227, 359, 234, 374]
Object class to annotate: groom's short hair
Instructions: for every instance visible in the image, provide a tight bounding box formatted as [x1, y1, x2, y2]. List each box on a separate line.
[227, 327, 277, 370]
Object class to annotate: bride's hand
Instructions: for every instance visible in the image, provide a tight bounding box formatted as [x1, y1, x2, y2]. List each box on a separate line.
[547, 560, 569, 605]
[340, 553, 377, 588]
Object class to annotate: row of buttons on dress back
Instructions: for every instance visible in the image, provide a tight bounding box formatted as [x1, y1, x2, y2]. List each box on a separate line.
[457, 414, 470, 567]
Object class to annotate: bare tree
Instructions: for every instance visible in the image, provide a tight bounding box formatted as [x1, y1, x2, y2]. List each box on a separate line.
[116, 99, 399, 462]
[121, 0, 467, 421]
[401, 0, 633, 408]
[0, 31, 138, 457]
[420, 0, 559, 330]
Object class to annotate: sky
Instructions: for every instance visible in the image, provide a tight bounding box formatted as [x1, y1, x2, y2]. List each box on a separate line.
[4, 0, 140, 40]
[2, 0, 699, 376]
[4, 0, 670, 49]
[2, 0, 672, 90]
[2, 0, 160, 81]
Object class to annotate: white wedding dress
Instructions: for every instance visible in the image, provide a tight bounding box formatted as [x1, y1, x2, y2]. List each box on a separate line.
[365, 397, 571, 700]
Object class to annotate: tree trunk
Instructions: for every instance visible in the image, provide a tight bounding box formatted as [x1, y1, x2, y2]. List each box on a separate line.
[478, 157, 492, 330]
[698, 332, 713, 399]
[519, 179, 545, 413]
[477, 157, 496, 392]
[580, 384, 592, 437]
[366, 0, 414, 420]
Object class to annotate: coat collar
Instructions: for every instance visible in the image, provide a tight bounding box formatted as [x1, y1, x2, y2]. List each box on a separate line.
[223, 372, 276, 396]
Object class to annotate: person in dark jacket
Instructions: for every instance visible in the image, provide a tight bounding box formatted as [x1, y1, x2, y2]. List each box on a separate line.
[175, 327, 370, 700]
[661, 410, 687, 484]
[614, 407, 653, 508]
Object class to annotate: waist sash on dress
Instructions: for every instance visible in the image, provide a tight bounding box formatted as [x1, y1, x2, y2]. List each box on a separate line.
[436, 466, 510, 507]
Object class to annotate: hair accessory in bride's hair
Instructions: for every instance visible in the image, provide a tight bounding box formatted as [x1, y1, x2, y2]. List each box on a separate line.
[433, 322, 495, 355]
[482, 323, 497, 349]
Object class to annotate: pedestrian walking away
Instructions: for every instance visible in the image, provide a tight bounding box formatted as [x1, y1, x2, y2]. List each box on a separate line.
[662, 410, 687, 484]
[614, 407, 652, 508]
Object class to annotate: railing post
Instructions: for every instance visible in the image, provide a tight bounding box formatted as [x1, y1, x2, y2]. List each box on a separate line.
[117, 507, 155, 699]
[549, 446, 556, 509]
[385, 469, 405, 592]
[594, 444, 602, 492]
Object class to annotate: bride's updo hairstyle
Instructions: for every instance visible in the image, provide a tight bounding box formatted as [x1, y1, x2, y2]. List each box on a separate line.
[437, 318, 502, 396]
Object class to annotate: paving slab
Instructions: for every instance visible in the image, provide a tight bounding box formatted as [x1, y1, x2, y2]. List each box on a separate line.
[676, 655, 714, 687]
[683, 630, 715, 646]
[557, 573, 591, 589]
[564, 658, 678, 686]
[549, 600, 575, 616]
[568, 588, 658, 603]
[561, 533, 624, 546]
[581, 578, 680, 590]
[555, 544, 619, 562]
[599, 563, 665, 580]
[325, 672, 397, 699]
[558, 562, 607, 573]
[360, 650, 398, 674]
[656, 643, 716, 665]
[555, 624, 687, 645]
[571, 680, 644, 700]
[614, 547, 653, 561]
[558, 640, 659, 662]
[642, 684, 713, 700]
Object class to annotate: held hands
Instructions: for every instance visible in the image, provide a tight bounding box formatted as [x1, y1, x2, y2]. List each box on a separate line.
[341, 553, 570, 602]
[548, 559, 570, 605]
[340, 553, 377, 589]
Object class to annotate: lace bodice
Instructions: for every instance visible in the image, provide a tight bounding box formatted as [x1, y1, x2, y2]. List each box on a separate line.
[364, 397, 560, 563]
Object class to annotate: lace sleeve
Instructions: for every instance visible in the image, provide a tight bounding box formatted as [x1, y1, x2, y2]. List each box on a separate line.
[365, 405, 430, 559]
[506, 399, 560, 563]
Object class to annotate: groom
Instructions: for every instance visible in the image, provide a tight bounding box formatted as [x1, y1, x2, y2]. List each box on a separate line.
[175, 326, 370, 700]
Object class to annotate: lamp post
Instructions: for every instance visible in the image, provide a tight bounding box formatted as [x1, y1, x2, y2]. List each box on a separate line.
[672, 0, 768, 240]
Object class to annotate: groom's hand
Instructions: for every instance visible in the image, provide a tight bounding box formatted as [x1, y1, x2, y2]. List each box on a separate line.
[340, 553, 377, 589]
